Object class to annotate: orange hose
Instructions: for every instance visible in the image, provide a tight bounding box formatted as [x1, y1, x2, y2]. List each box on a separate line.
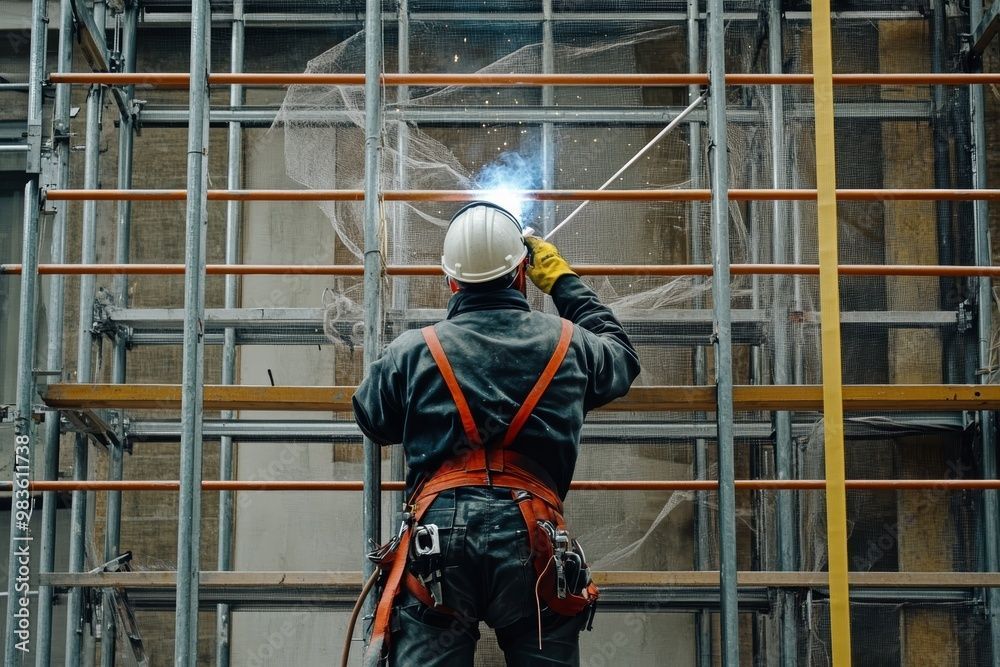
[17, 479, 1000, 492]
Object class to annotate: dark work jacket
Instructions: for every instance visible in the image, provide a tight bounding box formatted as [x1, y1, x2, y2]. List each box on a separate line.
[352, 275, 641, 499]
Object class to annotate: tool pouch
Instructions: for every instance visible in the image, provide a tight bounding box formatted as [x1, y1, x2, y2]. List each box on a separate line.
[562, 539, 592, 597]
[515, 491, 599, 619]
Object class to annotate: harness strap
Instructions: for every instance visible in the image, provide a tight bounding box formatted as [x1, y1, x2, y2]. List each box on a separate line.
[421, 327, 483, 448]
[500, 319, 574, 451]
[421, 319, 574, 463]
[414, 454, 563, 515]
[368, 526, 414, 655]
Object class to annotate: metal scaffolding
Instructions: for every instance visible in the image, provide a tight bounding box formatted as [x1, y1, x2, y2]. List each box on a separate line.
[2, 1, 999, 665]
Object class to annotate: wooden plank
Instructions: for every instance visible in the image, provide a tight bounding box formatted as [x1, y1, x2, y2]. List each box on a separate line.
[40, 569, 1000, 589]
[39, 383, 1000, 412]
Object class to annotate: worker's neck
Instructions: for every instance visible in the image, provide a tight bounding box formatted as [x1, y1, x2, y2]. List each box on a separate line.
[447, 288, 530, 319]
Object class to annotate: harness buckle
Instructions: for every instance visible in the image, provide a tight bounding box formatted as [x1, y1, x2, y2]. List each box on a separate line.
[366, 508, 415, 565]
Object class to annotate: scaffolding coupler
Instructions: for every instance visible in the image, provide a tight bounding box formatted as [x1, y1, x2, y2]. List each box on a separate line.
[957, 299, 975, 334]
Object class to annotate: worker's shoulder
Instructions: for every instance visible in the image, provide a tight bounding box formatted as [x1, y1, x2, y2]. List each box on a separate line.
[385, 327, 426, 352]
[381, 328, 427, 364]
[530, 309, 573, 331]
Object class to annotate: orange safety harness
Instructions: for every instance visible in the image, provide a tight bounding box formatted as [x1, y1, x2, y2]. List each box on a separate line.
[366, 318, 598, 663]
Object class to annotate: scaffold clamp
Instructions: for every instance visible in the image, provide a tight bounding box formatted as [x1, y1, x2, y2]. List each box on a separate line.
[957, 300, 974, 333]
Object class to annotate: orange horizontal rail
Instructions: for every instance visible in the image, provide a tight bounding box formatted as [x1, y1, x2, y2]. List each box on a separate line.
[5, 263, 1000, 278]
[39, 383, 1000, 413]
[43, 188, 1000, 202]
[12, 479, 1000, 492]
[47, 72, 1000, 87]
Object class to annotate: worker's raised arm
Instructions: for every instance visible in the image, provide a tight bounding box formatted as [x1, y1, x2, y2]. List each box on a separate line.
[524, 236, 641, 411]
[352, 347, 406, 445]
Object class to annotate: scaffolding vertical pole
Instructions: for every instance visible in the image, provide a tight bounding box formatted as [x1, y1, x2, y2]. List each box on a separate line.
[768, 2, 798, 665]
[705, 0, 738, 663]
[811, 1, 852, 664]
[968, 0, 1000, 662]
[747, 154, 765, 664]
[392, 0, 410, 309]
[389, 0, 410, 519]
[67, 15, 107, 657]
[215, 2, 244, 665]
[687, 1, 712, 665]
[541, 0, 555, 235]
[102, 7, 138, 666]
[4, 181, 40, 667]
[361, 0, 385, 625]
[174, 0, 211, 662]
[35, 0, 75, 662]
[3, 0, 46, 634]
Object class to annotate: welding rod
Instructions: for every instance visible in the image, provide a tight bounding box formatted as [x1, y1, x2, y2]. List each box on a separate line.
[543, 90, 709, 240]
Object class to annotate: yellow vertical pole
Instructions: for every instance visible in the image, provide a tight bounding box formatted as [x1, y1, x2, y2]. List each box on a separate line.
[810, 1, 853, 665]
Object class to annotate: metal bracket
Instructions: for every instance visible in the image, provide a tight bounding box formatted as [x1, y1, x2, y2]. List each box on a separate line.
[32, 370, 63, 424]
[95, 299, 136, 350]
[92, 288, 127, 345]
[25, 123, 42, 175]
[38, 147, 63, 214]
[959, 32, 981, 70]
[63, 408, 123, 451]
[957, 299, 975, 334]
[120, 415, 133, 454]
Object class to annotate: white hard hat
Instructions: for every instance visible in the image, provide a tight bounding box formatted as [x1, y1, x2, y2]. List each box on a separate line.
[441, 202, 528, 284]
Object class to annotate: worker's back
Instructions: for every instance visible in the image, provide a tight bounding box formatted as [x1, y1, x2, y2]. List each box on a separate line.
[353, 278, 641, 497]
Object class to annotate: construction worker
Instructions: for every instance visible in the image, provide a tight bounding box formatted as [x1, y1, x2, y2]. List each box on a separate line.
[353, 201, 640, 666]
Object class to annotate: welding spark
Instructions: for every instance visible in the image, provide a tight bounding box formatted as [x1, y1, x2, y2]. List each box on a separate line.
[481, 185, 526, 222]
[474, 150, 540, 225]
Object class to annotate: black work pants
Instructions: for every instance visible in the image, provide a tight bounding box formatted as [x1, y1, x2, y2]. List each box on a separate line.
[388, 487, 589, 666]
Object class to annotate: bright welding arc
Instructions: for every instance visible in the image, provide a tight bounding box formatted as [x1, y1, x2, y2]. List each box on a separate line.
[544, 91, 709, 241]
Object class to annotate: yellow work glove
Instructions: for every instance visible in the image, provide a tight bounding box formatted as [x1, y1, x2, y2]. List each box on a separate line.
[524, 236, 577, 294]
